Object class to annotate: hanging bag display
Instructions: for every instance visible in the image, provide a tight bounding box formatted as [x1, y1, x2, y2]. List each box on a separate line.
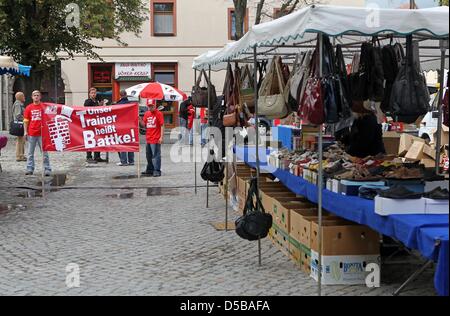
[390, 37, 430, 123]
[299, 41, 325, 125]
[240, 65, 256, 110]
[192, 70, 217, 108]
[335, 45, 353, 120]
[201, 149, 225, 183]
[235, 178, 273, 241]
[322, 35, 340, 124]
[258, 56, 289, 120]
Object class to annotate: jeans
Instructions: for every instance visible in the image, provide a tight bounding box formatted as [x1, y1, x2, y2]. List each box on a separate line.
[119, 152, 135, 164]
[189, 128, 194, 145]
[27, 136, 51, 173]
[179, 118, 188, 144]
[200, 123, 208, 146]
[145, 144, 161, 176]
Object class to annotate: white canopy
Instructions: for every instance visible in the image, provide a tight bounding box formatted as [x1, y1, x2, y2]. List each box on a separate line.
[0, 55, 18, 71]
[193, 5, 449, 71]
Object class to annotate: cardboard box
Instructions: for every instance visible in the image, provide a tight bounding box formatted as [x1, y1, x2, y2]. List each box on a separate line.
[301, 250, 312, 275]
[260, 191, 296, 216]
[310, 221, 380, 256]
[290, 209, 321, 244]
[423, 144, 437, 160]
[405, 141, 425, 161]
[383, 132, 402, 156]
[433, 125, 449, 149]
[375, 196, 427, 216]
[289, 237, 312, 271]
[272, 223, 290, 254]
[399, 134, 425, 157]
[271, 198, 311, 231]
[311, 251, 381, 285]
[425, 199, 449, 214]
[298, 216, 339, 249]
[421, 158, 436, 168]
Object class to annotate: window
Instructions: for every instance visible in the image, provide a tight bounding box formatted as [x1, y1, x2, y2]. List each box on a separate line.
[228, 8, 249, 41]
[273, 8, 283, 19]
[89, 64, 114, 105]
[151, 0, 176, 36]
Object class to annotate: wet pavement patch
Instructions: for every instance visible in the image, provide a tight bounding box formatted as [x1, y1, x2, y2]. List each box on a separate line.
[36, 174, 68, 187]
[106, 192, 135, 199]
[147, 188, 179, 196]
[112, 175, 139, 180]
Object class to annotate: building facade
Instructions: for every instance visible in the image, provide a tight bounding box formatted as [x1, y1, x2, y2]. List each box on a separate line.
[60, 0, 364, 128]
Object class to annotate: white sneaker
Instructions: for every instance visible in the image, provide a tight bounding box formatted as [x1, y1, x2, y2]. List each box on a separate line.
[116, 162, 128, 166]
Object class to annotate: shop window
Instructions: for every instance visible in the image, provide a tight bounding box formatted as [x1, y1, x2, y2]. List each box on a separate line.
[228, 8, 249, 41]
[89, 64, 114, 105]
[152, 63, 178, 127]
[152, 0, 176, 36]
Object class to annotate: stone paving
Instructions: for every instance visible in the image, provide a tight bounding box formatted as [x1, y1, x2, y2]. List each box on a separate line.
[0, 132, 438, 296]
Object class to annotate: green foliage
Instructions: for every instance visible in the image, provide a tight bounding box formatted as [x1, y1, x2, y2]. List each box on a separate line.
[0, 0, 147, 67]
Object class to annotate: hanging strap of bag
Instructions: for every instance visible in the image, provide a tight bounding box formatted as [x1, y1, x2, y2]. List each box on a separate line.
[243, 178, 266, 215]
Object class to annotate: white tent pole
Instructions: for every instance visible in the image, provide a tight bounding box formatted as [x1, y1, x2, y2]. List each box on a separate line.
[206, 65, 212, 208]
[194, 69, 198, 195]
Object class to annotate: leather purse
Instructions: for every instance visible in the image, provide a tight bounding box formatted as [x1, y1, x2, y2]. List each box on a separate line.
[192, 70, 217, 108]
[300, 46, 325, 125]
[201, 150, 225, 183]
[9, 120, 25, 137]
[258, 56, 289, 120]
[239, 65, 255, 110]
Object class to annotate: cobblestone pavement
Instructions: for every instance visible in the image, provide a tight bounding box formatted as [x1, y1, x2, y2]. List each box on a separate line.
[0, 132, 437, 296]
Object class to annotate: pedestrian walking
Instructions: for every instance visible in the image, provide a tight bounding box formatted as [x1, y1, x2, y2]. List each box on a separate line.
[84, 87, 106, 163]
[23, 90, 52, 176]
[12, 92, 27, 161]
[116, 90, 135, 166]
[141, 102, 165, 177]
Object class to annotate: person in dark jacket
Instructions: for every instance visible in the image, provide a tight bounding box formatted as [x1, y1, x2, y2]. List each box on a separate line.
[178, 97, 191, 145]
[346, 113, 386, 158]
[84, 87, 106, 163]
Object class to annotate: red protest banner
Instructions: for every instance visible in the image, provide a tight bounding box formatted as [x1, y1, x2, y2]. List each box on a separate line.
[42, 103, 140, 153]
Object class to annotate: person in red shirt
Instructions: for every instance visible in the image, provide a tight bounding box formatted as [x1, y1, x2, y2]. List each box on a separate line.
[23, 90, 51, 176]
[140, 102, 165, 177]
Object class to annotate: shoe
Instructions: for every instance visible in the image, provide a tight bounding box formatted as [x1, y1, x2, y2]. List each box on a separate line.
[423, 187, 449, 200]
[86, 159, 98, 164]
[379, 185, 423, 200]
[95, 158, 107, 163]
[153, 173, 162, 178]
[117, 162, 128, 166]
[141, 171, 153, 177]
[25, 171, 33, 176]
[44, 172, 52, 177]
[128, 163, 135, 166]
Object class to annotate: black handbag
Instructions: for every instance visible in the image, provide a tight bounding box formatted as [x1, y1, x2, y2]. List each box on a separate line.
[9, 120, 24, 137]
[390, 39, 430, 123]
[235, 178, 273, 241]
[322, 35, 339, 124]
[200, 150, 224, 183]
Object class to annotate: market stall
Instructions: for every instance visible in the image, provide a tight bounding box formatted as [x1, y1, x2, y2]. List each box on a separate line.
[193, 5, 449, 296]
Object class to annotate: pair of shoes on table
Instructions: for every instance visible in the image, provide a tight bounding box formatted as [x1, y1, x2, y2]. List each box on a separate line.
[378, 185, 423, 199]
[423, 187, 449, 200]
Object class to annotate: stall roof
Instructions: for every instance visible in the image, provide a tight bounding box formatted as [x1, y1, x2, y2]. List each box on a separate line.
[193, 5, 449, 71]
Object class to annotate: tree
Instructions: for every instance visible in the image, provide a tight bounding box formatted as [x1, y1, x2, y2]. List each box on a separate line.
[0, 0, 147, 100]
[233, 0, 248, 40]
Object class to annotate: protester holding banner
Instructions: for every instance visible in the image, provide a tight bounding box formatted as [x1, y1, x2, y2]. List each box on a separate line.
[141, 103, 164, 177]
[116, 90, 135, 166]
[23, 90, 52, 176]
[84, 87, 106, 163]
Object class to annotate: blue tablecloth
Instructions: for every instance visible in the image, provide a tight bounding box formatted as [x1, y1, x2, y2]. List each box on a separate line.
[236, 146, 449, 296]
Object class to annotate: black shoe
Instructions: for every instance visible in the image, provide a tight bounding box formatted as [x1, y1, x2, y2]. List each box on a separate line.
[25, 171, 33, 176]
[141, 171, 153, 177]
[86, 158, 98, 164]
[379, 185, 423, 200]
[153, 174, 162, 178]
[95, 158, 107, 163]
[423, 187, 449, 200]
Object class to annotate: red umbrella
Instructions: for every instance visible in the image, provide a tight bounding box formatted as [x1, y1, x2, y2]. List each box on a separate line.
[127, 82, 188, 101]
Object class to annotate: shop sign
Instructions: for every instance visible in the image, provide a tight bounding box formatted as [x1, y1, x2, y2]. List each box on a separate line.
[115, 63, 151, 79]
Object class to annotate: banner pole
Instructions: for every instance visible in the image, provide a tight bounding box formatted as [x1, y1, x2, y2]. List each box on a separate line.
[42, 146, 45, 199]
[138, 147, 141, 179]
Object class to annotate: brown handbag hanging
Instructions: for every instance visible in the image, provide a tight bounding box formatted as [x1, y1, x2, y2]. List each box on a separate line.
[192, 69, 217, 108]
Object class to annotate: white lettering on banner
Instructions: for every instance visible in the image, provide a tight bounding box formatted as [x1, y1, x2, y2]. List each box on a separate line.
[83, 129, 136, 149]
[76, 111, 118, 129]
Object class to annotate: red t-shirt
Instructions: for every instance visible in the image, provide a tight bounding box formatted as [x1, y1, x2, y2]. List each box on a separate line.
[143, 110, 164, 144]
[23, 103, 44, 136]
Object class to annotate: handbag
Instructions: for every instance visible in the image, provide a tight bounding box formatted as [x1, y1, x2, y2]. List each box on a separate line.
[299, 44, 325, 125]
[322, 35, 339, 124]
[223, 110, 238, 127]
[192, 70, 217, 108]
[258, 56, 289, 120]
[200, 150, 225, 183]
[240, 65, 255, 110]
[335, 45, 353, 120]
[9, 120, 25, 137]
[235, 178, 273, 241]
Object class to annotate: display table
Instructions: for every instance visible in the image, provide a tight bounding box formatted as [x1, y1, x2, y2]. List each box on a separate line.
[272, 125, 299, 150]
[236, 146, 449, 296]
